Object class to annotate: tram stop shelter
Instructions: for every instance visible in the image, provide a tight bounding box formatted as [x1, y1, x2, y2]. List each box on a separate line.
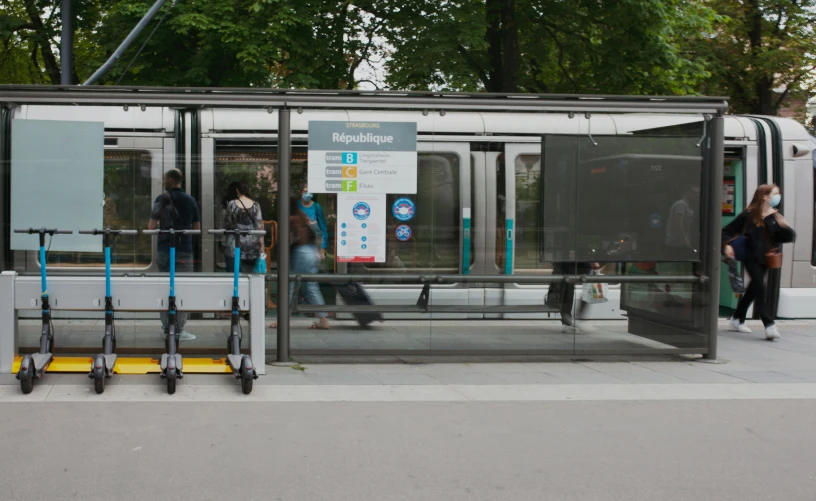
[0, 86, 727, 364]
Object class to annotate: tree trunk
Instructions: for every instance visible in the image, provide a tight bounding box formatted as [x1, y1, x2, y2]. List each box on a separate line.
[484, 0, 518, 93]
[23, 0, 61, 84]
[485, 0, 503, 92]
[746, 0, 775, 115]
[500, 0, 517, 93]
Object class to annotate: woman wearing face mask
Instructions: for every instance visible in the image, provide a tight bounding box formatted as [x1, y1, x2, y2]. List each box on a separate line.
[298, 184, 328, 259]
[723, 184, 794, 340]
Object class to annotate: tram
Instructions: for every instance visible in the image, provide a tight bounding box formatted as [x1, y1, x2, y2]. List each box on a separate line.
[4, 105, 815, 320]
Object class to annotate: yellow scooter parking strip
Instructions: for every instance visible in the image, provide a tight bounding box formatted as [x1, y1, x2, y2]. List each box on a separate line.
[13, 356, 232, 374]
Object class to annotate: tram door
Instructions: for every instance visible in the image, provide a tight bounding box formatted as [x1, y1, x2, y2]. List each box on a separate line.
[495, 140, 611, 319]
[719, 153, 746, 314]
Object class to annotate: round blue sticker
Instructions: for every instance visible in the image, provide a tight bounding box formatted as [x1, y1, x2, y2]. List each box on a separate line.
[352, 202, 371, 220]
[395, 224, 412, 242]
[648, 213, 662, 229]
[392, 198, 416, 222]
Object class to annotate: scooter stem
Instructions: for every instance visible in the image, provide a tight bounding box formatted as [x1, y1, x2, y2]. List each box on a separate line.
[39, 233, 47, 298]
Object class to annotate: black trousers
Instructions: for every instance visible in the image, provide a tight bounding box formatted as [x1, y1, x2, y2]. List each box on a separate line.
[551, 263, 592, 324]
[734, 259, 774, 327]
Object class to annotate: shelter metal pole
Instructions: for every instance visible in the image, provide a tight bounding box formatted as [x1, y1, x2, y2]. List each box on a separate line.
[276, 108, 291, 362]
[60, 0, 72, 85]
[703, 115, 724, 360]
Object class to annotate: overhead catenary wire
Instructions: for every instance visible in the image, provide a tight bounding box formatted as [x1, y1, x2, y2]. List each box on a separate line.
[82, 0, 176, 86]
[114, 0, 178, 86]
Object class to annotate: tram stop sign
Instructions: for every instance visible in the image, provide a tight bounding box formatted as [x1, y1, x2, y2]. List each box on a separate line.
[307, 121, 418, 194]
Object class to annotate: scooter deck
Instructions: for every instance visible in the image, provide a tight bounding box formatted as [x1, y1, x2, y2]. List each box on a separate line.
[13, 356, 232, 374]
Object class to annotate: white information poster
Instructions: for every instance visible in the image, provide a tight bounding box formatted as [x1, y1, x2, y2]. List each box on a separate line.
[307, 121, 418, 194]
[336, 193, 387, 263]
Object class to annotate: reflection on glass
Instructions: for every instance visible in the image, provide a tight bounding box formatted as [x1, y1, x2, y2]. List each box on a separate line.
[47, 150, 153, 267]
[544, 135, 703, 263]
[355, 152, 462, 273]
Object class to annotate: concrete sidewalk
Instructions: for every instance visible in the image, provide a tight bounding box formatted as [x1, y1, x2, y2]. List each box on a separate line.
[3, 318, 816, 402]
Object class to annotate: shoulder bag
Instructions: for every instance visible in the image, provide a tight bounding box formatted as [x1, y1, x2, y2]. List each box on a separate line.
[724, 219, 750, 262]
[763, 225, 782, 269]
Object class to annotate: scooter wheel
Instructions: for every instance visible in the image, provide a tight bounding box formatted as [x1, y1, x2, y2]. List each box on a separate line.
[166, 375, 176, 394]
[241, 374, 253, 395]
[94, 372, 105, 394]
[19, 365, 34, 395]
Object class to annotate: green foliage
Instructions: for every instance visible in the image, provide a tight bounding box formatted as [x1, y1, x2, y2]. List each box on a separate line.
[0, 0, 813, 120]
[371, 0, 717, 94]
[697, 0, 816, 114]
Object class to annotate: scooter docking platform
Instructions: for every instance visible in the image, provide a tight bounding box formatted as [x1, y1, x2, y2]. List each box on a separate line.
[13, 356, 233, 374]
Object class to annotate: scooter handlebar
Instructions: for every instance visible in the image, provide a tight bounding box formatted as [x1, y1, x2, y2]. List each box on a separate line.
[78, 229, 139, 235]
[13, 228, 73, 235]
[207, 229, 266, 236]
[142, 229, 201, 235]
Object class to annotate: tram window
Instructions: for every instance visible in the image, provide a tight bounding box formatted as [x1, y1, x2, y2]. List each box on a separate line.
[495, 154, 507, 271]
[45, 150, 153, 267]
[513, 154, 552, 272]
[356, 152, 462, 273]
[495, 153, 613, 274]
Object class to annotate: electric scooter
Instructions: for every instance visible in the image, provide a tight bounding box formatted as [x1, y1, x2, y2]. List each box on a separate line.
[208, 228, 265, 394]
[143, 228, 200, 394]
[13, 227, 73, 394]
[78, 228, 137, 394]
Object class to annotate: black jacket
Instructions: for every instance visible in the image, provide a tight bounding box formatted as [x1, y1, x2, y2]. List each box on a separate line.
[722, 210, 795, 264]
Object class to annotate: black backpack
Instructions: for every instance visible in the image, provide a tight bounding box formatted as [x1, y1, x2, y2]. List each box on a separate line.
[158, 191, 180, 229]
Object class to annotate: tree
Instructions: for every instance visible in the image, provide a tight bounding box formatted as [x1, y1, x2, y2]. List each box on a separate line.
[0, 0, 105, 84]
[698, 0, 816, 115]
[364, 0, 716, 94]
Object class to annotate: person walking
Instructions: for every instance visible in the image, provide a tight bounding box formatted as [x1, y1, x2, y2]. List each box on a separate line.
[549, 262, 600, 333]
[298, 184, 328, 259]
[271, 198, 330, 330]
[723, 184, 794, 340]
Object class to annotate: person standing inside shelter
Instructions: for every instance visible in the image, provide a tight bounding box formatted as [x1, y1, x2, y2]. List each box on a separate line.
[148, 169, 201, 341]
[224, 181, 264, 273]
[665, 186, 700, 259]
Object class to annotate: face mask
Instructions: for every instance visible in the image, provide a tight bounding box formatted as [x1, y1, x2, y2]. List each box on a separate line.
[770, 194, 781, 207]
[302, 193, 313, 202]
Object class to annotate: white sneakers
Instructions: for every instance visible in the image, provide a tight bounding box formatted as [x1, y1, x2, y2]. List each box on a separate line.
[729, 317, 781, 340]
[764, 324, 781, 340]
[728, 318, 752, 333]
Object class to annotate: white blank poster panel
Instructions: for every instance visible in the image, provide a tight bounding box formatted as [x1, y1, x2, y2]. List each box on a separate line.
[10, 119, 104, 252]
